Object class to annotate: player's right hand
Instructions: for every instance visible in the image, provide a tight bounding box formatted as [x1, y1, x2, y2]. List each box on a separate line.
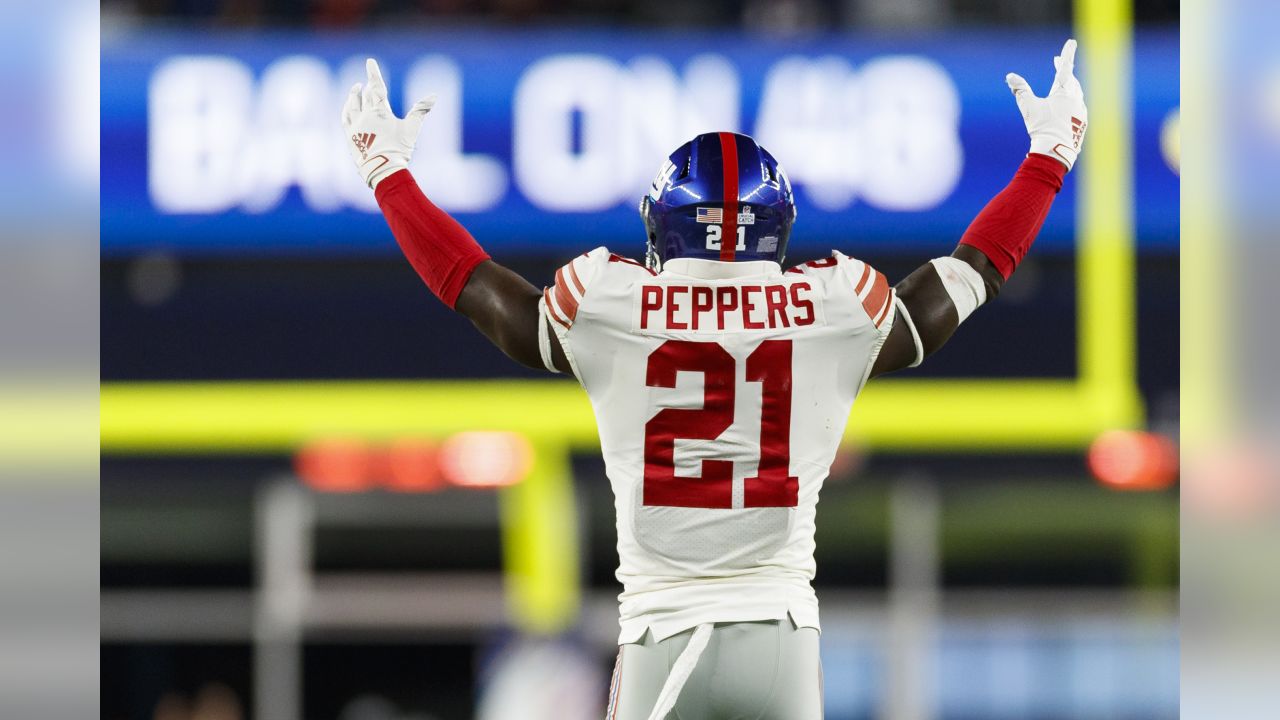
[1005, 39, 1088, 171]
[341, 58, 437, 189]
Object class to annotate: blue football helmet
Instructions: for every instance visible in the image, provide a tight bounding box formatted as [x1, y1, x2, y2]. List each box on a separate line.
[640, 132, 796, 270]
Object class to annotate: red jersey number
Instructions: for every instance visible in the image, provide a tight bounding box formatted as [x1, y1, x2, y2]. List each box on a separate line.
[642, 340, 798, 508]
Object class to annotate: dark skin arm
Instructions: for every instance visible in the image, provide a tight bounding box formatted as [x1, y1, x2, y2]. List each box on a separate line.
[453, 260, 572, 374]
[869, 244, 1004, 378]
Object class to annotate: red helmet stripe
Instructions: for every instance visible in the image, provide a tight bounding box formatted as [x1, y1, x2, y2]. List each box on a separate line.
[717, 132, 739, 262]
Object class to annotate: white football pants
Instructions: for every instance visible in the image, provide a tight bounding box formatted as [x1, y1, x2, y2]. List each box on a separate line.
[606, 619, 823, 720]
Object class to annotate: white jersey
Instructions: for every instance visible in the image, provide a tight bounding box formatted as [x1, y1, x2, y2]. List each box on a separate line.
[540, 248, 896, 643]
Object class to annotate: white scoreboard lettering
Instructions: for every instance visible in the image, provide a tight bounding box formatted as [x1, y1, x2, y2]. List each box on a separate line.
[146, 52, 962, 216]
[514, 53, 740, 212]
[149, 57, 255, 213]
[754, 55, 962, 211]
[408, 56, 508, 212]
[513, 54, 627, 212]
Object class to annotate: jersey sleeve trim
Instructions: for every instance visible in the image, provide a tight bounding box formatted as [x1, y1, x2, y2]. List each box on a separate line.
[543, 247, 620, 331]
[801, 252, 895, 332]
[893, 294, 924, 367]
[852, 262, 892, 330]
[539, 247, 618, 383]
[858, 293, 898, 393]
[552, 266, 582, 323]
[536, 300, 562, 373]
[543, 287, 571, 329]
[538, 288, 583, 381]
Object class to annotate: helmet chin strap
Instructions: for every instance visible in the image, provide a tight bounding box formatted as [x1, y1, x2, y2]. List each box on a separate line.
[645, 242, 663, 272]
[639, 195, 663, 271]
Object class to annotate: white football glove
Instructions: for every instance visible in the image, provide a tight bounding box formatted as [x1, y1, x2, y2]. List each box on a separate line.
[341, 58, 437, 189]
[1005, 39, 1088, 171]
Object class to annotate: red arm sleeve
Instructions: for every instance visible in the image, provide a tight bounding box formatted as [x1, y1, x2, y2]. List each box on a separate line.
[958, 153, 1068, 280]
[374, 169, 491, 309]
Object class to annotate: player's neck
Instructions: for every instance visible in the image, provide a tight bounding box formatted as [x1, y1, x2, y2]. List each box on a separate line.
[662, 258, 781, 279]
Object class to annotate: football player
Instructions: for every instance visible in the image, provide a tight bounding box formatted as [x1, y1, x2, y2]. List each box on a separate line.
[342, 39, 1087, 720]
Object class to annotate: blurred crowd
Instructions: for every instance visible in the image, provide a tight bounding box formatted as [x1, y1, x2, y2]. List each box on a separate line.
[105, 0, 1177, 29]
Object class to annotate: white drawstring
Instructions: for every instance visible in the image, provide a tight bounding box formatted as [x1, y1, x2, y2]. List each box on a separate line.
[646, 623, 713, 720]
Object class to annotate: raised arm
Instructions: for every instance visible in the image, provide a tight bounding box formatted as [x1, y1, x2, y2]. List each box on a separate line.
[342, 59, 568, 373]
[871, 39, 1087, 377]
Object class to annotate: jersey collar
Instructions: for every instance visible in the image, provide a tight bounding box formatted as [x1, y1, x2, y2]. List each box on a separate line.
[661, 258, 782, 280]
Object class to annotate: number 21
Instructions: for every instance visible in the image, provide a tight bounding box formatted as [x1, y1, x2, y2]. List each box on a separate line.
[642, 340, 797, 509]
[705, 224, 746, 251]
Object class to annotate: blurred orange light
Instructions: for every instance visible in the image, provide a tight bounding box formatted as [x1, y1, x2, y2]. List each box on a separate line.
[384, 438, 444, 493]
[438, 431, 534, 488]
[295, 433, 534, 492]
[1088, 430, 1179, 491]
[294, 438, 378, 493]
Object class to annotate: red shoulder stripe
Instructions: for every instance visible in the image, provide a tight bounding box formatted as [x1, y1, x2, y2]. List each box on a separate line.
[553, 268, 580, 322]
[544, 287, 570, 328]
[566, 261, 586, 296]
[873, 289, 894, 327]
[853, 263, 872, 295]
[862, 271, 890, 326]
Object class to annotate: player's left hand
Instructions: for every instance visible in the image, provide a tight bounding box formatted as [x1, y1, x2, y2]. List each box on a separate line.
[341, 58, 437, 189]
[1005, 39, 1088, 171]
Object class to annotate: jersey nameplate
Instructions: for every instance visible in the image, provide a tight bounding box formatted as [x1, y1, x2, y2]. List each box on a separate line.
[632, 280, 825, 334]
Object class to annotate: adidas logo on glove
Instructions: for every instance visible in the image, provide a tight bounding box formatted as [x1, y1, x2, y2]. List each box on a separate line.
[351, 132, 377, 160]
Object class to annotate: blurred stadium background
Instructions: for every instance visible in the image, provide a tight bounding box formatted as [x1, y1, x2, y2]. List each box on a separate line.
[99, 0, 1179, 718]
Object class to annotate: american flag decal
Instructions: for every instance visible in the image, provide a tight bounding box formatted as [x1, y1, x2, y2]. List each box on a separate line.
[696, 207, 723, 224]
